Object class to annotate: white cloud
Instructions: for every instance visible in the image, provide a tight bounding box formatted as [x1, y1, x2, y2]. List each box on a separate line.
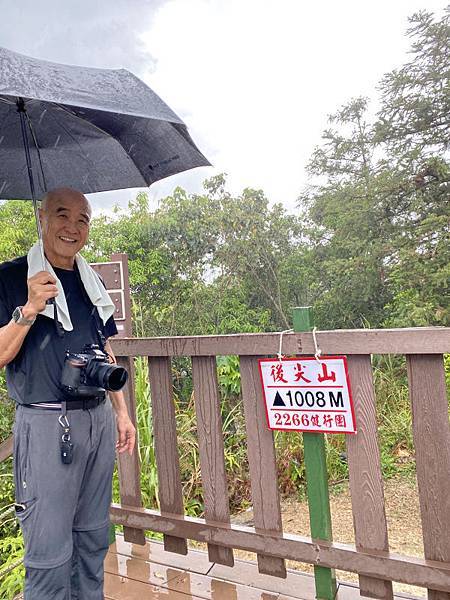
[138, 0, 447, 211]
[0, 0, 164, 71]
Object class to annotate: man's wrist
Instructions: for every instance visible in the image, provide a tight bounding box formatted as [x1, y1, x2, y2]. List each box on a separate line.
[115, 410, 130, 419]
[22, 304, 38, 321]
[109, 390, 129, 417]
[12, 305, 37, 326]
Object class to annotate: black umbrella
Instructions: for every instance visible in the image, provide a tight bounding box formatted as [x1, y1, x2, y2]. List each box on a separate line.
[0, 46, 210, 266]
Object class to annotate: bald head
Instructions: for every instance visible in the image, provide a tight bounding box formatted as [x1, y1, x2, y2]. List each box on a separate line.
[41, 187, 92, 218]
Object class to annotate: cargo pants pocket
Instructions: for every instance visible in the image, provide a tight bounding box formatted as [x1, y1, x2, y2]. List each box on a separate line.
[13, 420, 37, 521]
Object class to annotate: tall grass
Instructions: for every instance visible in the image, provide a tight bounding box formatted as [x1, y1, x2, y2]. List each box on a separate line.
[115, 355, 251, 518]
[121, 352, 440, 515]
[373, 355, 414, 478]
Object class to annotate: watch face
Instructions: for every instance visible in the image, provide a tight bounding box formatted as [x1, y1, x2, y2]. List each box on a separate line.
[12, 306, 34, 325]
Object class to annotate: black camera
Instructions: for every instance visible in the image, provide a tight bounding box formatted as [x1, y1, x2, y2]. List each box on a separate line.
[60, 344, 128, 398]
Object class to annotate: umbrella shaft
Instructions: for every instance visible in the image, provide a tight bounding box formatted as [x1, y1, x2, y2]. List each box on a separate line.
[32, 203, 46, 269]
[18, 99, 46, 270]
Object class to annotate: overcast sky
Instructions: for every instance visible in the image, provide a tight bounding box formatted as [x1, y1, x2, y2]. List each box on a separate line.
[0, 0, 447, 213]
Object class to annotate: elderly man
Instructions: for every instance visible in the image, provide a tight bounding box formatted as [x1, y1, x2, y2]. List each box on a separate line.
[0, 188, 136, 599]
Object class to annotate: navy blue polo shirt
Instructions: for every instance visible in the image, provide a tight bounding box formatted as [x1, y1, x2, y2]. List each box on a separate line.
[0, 256, 117, 404]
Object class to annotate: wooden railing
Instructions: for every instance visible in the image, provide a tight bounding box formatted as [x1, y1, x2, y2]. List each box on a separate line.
[1, 327, 449, 599]
[107, 327, 450, 600]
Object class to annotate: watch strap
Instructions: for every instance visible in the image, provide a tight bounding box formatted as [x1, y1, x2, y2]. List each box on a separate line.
[13, 306, 36, 326]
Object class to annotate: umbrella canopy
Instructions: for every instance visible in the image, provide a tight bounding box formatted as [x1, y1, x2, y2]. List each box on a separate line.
[0, 46, 210, 200]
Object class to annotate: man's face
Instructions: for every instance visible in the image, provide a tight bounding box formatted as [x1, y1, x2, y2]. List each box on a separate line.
[40, 191, 91, 266]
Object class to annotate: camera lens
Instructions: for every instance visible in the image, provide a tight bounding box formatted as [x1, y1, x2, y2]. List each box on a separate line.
[87, 362, 128, 391]
[104, 365, 128, 391]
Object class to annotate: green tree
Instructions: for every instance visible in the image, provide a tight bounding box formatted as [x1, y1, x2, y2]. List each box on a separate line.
[298, 98, 393, 328]
[376, 8, 450, 155]
[87, 177, 304, 335]
[375, 9, 450, 326]
[207, 176, 303, 329]
[0, 200, 37, 261]
[298, 8, 449, 328]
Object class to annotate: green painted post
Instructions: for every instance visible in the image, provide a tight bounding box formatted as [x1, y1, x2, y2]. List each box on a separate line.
[292, 307, 337, 600]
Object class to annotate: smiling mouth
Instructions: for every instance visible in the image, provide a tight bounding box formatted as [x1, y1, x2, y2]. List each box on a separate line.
[59, 236, 77, 243]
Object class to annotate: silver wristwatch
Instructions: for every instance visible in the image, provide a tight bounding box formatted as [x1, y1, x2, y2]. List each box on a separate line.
[12, 306, 36, 326]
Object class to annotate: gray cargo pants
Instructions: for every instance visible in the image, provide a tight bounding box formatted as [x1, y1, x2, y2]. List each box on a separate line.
[13, 400, 116, 599]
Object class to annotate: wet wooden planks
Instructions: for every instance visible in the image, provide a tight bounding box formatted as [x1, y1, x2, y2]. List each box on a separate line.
[104, 536, 424, 600]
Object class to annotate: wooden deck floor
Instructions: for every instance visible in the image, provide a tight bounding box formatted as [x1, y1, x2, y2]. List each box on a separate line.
[105, 535, 419, 600]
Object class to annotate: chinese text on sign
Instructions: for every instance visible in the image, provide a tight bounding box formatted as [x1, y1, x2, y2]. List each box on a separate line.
[258, 356, 356, 434]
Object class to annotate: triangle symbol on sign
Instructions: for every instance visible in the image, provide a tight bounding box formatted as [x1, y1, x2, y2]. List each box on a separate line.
[273, 391, 286, 407]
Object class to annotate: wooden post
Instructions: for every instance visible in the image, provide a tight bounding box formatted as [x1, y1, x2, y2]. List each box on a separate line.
[240, 356, 287, 578]
[407, 355, 450, 600]
[345, 355, 393, 599]
[192, 356, 234, 566]
[91, 254, 137, 546]
[148, 357, 188, 555]
[293, 307, 336, 600]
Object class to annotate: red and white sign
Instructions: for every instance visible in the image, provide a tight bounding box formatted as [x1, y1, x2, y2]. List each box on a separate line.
[258, 356, 356, 434]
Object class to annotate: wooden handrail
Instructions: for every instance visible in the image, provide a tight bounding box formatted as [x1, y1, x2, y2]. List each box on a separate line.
[111, 327, 450, 357]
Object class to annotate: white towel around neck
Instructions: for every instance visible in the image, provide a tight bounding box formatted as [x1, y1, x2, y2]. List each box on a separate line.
[27, 242, 115, 332]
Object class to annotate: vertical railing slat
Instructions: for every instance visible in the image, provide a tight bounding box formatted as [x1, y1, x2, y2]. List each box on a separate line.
[192, 356, 234, 566]
[407, 355, 450, 600]
[346, 355, 394, 600]
[116, 356, 146, 545]
[239, 355, 287, 578]
[148, 356, 188, 555]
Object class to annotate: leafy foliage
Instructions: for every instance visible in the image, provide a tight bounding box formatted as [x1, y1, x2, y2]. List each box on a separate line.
[0, 532, 24, 599]
[297, 9, 449, 329]
[376, 9, 450, 154]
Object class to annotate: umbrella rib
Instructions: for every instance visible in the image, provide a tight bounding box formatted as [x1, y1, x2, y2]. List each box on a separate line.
[24, 109, 48, 192]
[55, 104, 122, 141]
[55, 103, 151, 185]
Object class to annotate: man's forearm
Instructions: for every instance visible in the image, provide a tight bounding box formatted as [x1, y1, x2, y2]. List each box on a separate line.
[104, 338, 136, 455]
[0, 270, 58, 368]
[109, 389, 129, 417]
[0, 319, 33, 368]
[109, 387, 136, 455]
